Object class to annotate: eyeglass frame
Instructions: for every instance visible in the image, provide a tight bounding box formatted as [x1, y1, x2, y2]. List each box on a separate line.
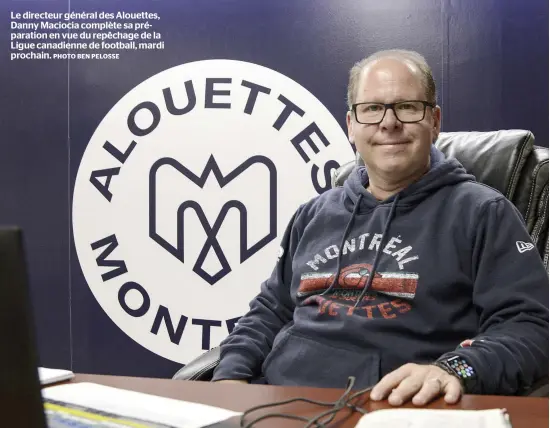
[350, 100, 436, 124]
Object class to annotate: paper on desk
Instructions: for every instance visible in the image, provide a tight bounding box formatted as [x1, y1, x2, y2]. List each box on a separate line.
[355, 408, 511, 428]
[42, 382, 241, 428]
[38, 367, 75, 385]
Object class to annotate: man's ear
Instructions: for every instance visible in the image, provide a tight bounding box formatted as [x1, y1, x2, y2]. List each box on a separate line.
[432, 105, 441, 142]
[346, 110, 355, 145]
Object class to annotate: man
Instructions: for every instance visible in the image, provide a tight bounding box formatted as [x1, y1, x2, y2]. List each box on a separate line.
[211, 50, 549, 406]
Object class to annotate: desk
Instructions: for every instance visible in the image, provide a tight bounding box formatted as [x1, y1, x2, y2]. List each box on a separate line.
[67, 374, 548, 427]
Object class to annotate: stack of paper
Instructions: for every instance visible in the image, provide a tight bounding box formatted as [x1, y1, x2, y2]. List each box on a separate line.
[355, 408, 512, 428]
[42, 382, 241, 428]
[38, 367, 75, 385]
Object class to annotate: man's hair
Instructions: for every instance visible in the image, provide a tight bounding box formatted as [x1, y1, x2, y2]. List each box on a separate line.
[346, 49, 437, 109]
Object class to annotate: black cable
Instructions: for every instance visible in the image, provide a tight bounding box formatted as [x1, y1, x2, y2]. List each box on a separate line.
[240, 396, 337, 425]
[304, 376, 364, 428]
[303, 377, 357, 428]
[303, 403, 347, 428]
[347, 384, 375, 402]
[239, 377, 372, 428]
[304, 383, 373, 427]
[240, 397, 334, 428]
[242, 413, 318, 428]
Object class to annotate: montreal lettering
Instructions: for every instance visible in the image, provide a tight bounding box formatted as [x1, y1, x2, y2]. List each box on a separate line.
[90, 234, 239, 350]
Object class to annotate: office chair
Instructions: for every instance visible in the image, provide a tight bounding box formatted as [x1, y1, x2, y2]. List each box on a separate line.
[173, 129, 549, 396]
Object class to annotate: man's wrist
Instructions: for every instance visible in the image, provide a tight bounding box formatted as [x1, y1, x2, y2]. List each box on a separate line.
[432, 361, 464, 383]
[433, 355, 478, 393]
[432, 360, 456, 375]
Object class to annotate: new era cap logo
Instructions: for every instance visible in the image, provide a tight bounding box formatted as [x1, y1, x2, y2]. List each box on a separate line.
[516, 241, 535, 253]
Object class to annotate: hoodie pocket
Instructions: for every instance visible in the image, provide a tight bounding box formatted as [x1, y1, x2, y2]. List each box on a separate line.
[262, 330, 380, 389]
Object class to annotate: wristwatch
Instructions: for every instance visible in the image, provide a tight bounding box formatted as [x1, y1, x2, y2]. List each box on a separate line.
[434, 355, 477, 393]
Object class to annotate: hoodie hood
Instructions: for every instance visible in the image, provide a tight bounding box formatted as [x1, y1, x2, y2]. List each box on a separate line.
[344, 145, 475, 212]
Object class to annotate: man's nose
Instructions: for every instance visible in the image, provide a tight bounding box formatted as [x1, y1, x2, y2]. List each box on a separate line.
[379, 107, 402, 130]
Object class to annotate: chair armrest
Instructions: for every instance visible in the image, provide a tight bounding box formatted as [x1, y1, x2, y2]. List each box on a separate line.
[172, 347, 221, 381]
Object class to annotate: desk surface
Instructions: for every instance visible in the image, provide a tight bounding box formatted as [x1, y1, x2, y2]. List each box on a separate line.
[67, 374, 549, 428]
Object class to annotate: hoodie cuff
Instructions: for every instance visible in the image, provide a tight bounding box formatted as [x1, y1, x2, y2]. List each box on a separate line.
[211, 350, 258, 382]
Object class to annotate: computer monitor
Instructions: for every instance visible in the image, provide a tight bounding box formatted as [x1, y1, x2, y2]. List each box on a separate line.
[0, 226, 47, 427]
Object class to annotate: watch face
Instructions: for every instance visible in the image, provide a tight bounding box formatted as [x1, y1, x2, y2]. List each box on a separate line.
[448, 356, 475, 379]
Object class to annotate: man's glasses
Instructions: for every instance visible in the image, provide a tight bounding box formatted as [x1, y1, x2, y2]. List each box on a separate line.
[351, 100, 436, 124]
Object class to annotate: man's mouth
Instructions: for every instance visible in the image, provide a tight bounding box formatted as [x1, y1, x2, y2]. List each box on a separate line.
[375, 140, 411, 146]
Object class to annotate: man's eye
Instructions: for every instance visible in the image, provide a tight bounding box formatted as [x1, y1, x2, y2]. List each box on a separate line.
[364, 104, 382, 112]
[397, 103, 416, 111]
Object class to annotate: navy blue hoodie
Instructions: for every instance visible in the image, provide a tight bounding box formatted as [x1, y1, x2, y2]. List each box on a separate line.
[212, 146, 549, 394]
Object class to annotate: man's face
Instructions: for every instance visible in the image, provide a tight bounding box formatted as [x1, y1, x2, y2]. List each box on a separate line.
[346, 58, 441, 182]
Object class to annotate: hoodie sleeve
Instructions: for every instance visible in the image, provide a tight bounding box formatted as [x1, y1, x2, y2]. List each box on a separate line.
[439, 197, 549, 395]
[211, 208, 302, 382]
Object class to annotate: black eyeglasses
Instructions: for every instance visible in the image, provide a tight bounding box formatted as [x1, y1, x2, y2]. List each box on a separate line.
[351, 100, 436, 124]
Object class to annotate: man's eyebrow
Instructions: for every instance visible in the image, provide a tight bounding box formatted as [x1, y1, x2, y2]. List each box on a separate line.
[355, 97, 415, 104]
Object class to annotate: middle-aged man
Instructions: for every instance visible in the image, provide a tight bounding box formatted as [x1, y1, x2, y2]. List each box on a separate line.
[211, 49, 549, 406]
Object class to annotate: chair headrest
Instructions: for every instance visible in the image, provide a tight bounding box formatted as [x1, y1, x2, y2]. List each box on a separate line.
[434, 130, 534, 199]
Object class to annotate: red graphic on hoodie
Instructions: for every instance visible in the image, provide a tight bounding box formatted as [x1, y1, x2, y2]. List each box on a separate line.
[297, 263, 418, 299]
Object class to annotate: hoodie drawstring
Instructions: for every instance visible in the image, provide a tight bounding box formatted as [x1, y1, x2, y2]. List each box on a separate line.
[319, 192, 400, 306]
[353, 193, 400, 307]
[320, 194, 364, 297]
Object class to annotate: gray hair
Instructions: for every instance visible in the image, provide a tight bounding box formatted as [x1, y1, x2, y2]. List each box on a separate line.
[346, 49, 437, 109]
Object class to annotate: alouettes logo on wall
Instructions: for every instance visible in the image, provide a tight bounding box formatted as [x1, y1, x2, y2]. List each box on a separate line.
[72, 60, 353, 364]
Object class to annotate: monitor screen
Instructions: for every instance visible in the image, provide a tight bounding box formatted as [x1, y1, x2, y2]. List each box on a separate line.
[0, 227, 46, 427]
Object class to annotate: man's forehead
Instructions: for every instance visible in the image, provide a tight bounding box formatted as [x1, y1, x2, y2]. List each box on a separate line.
[361, 58, 421, 82]
[357, 58, 424, 96]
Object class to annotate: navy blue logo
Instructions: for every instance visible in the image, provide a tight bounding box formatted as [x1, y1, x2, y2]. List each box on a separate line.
[149, 155, 277, 284]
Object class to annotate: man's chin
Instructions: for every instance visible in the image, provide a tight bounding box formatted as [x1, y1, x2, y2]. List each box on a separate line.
[371, 159, 410, 177]
[368, 158, 430, 185]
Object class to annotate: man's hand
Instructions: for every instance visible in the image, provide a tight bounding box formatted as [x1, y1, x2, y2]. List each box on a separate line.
[370, 363, 463, 406]
[215, 379, 248, 384]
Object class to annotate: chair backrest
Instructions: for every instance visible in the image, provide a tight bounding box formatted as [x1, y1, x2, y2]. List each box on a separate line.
[331, 130, 549, 271]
